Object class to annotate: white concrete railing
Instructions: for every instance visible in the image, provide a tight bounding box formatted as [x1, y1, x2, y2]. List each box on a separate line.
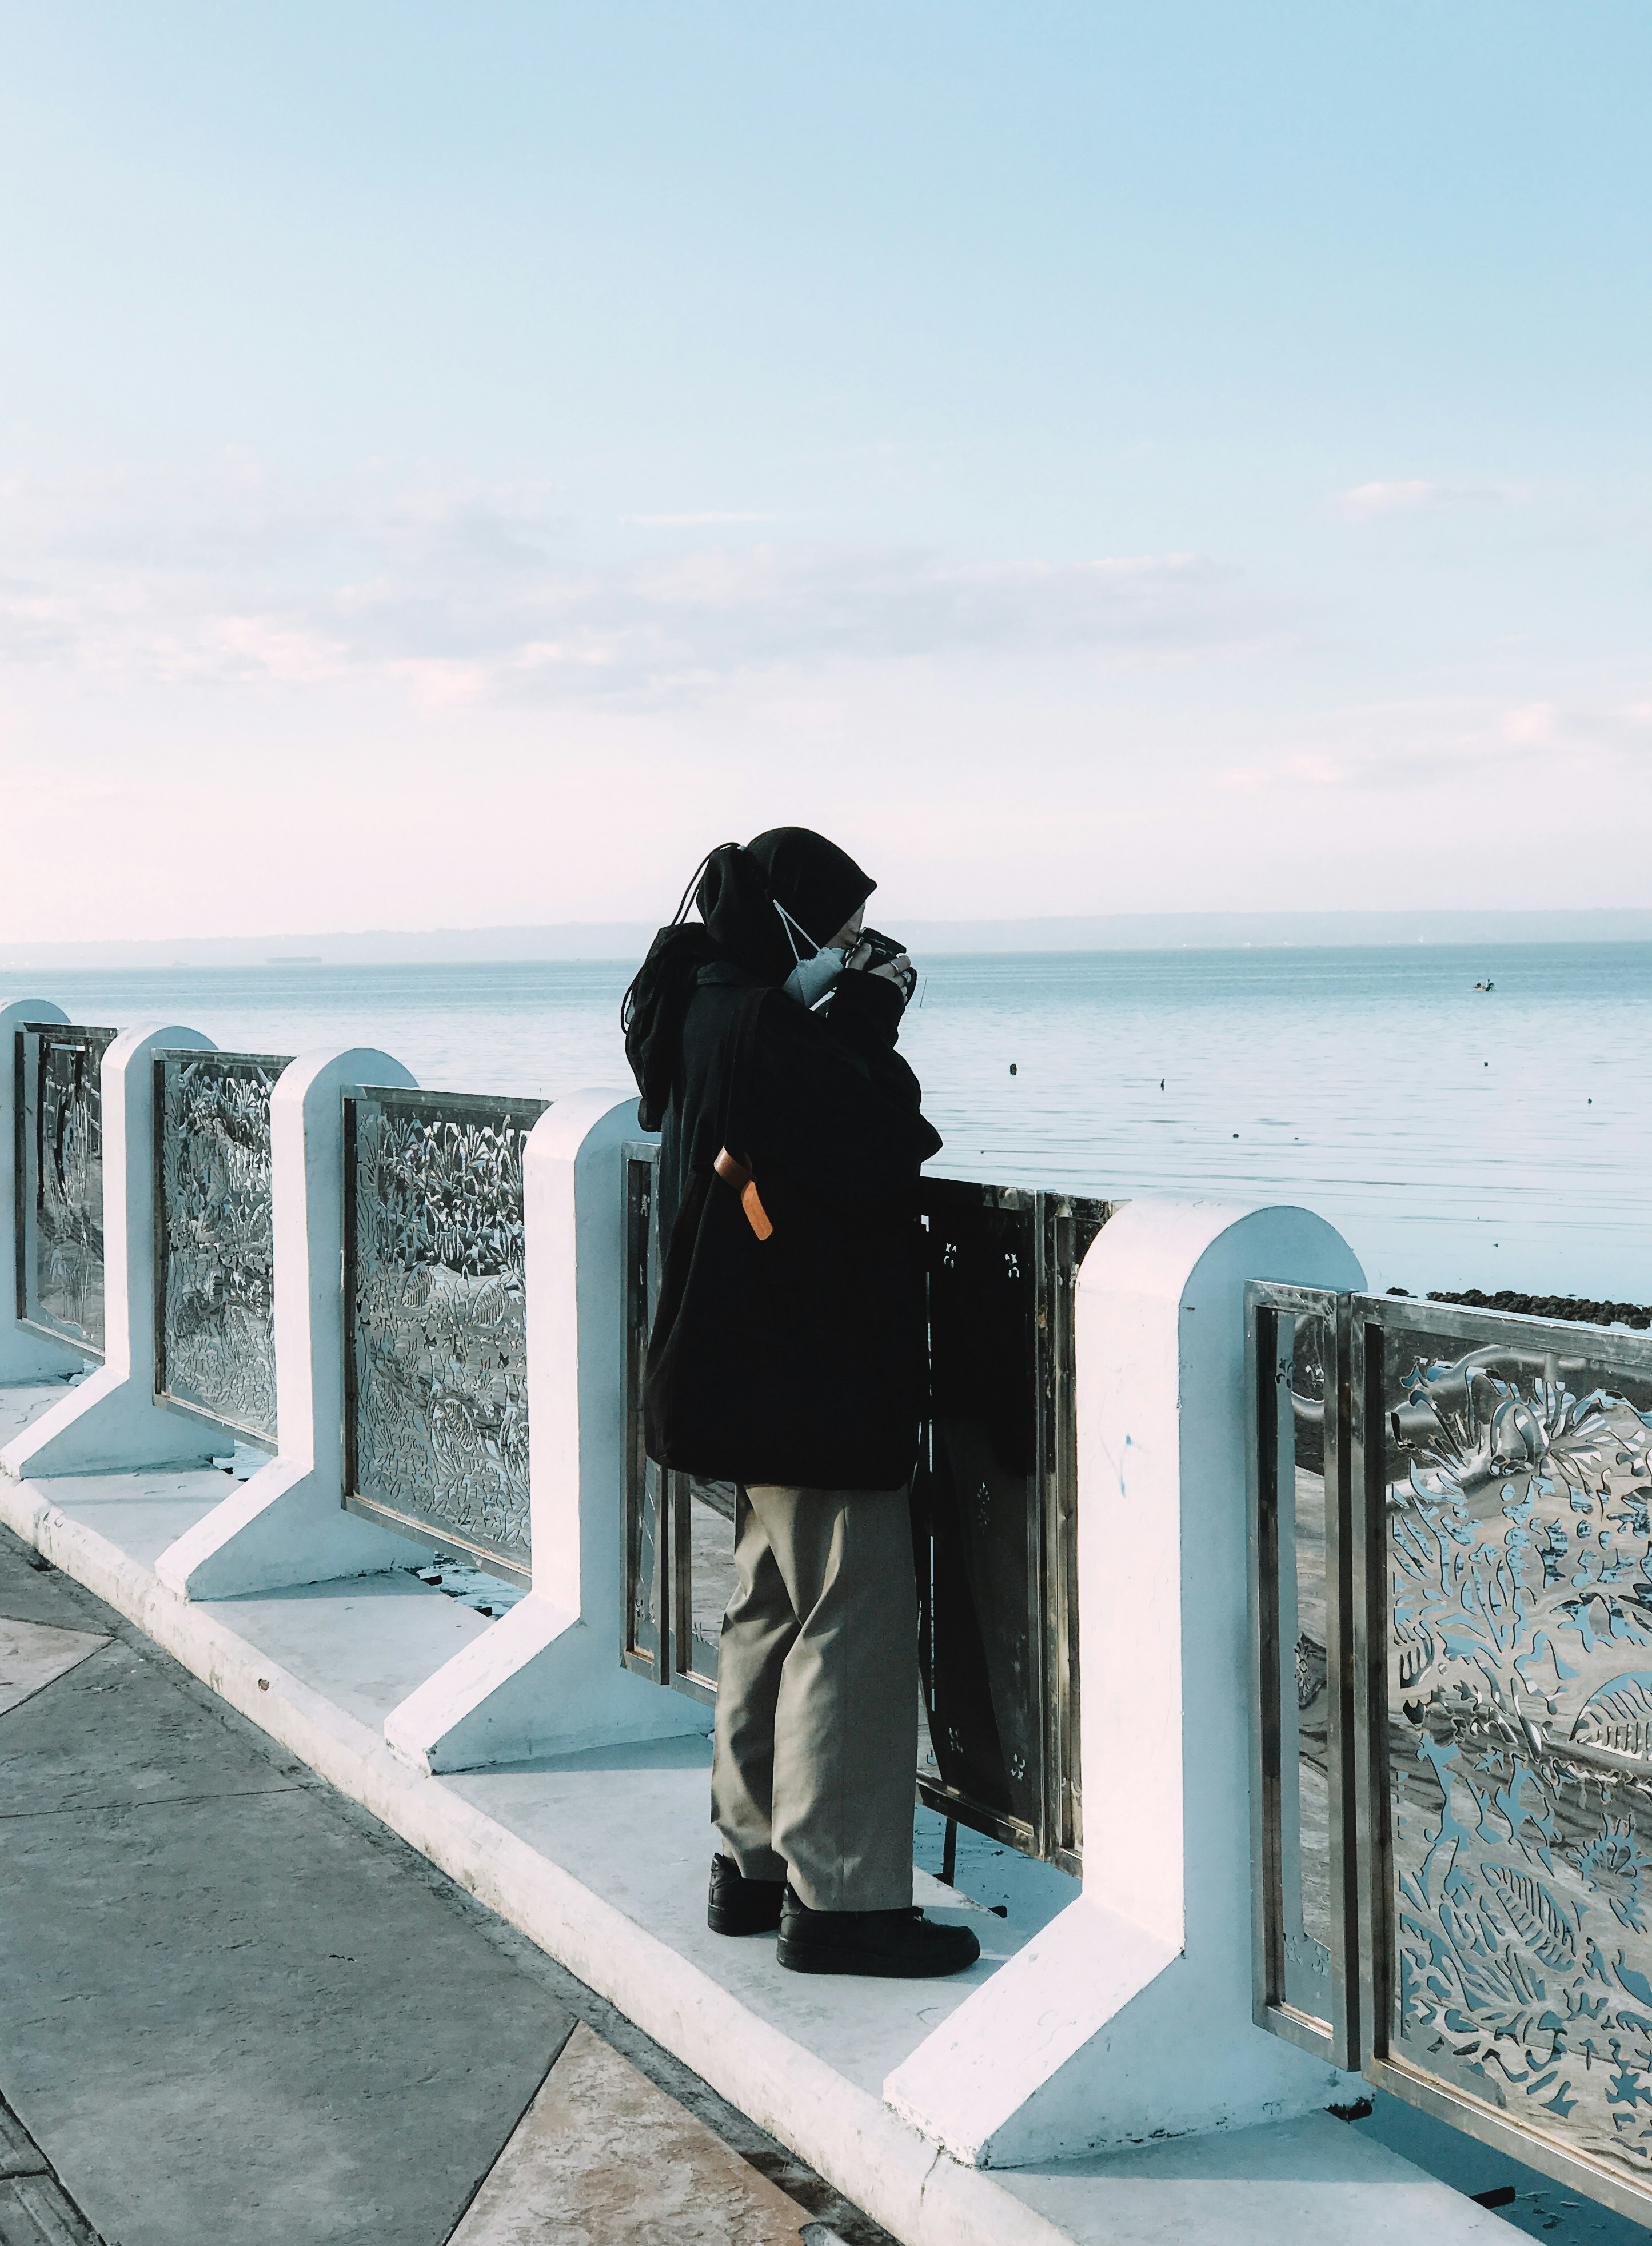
[0, 1011, 705, 1769]
[0, 1000, 1372, 2163]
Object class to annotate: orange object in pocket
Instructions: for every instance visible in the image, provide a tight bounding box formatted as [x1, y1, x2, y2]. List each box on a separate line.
[715, 1146, 775, 1242]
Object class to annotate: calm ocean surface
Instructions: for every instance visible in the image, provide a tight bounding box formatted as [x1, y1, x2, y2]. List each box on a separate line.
[5, 942, 1649, 1302]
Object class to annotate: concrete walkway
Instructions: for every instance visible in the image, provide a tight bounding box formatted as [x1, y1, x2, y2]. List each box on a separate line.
[0, 1379, 1564, 2246]
[0, 1523, 884, 2246]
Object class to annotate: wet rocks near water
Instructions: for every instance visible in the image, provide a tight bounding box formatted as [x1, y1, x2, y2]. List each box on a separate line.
[1408, 1287, 1652, 1331]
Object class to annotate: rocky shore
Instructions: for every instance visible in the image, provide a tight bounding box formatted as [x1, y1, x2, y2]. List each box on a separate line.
[1388, 1286, 1652, 1331]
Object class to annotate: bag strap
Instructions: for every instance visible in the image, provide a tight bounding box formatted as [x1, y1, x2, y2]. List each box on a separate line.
[714, 985, 774, 1240]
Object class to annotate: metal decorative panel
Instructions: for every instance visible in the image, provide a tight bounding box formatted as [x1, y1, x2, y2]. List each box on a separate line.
[622, 1147, 667, 1676]
[619, 1142, 1112, 1873]
[153, 1050, 290, 1447]
[914, 1186, 1043, 1852]
[619, 1142, 737, 1708]
[913, 1179, 1110, 1874]
[1246, 1281, 1358, 2068]
[14, 1023, 117, 1357]
[344, 1088, 548, 1583]
[1352, 1297, 1652, 2220]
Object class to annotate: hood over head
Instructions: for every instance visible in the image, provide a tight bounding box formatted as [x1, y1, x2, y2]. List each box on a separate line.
[743, 827, 876, 961]
[621, 827, 877, 1129]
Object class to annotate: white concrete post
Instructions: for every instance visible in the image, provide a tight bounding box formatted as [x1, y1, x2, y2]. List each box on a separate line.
[385, 1089, 709, 1773]
[0, 998, 85, 1387]
[885, 1198, 1366, 2167]
[2, 1024, 223, 1478]
[156, 1047, 431, 1599]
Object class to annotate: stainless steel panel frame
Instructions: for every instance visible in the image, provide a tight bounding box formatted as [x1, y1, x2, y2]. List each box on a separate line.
[1350, 1292, 1652, 2225]
[911, 1179, 1111, 1877]
[618, 1140, 728, 1706]
[1244, 1280, 1358, 2069]
[13, 1022, 117, 1360]
[342, 1084, 548, 1583]
[151, 1048, 291, 1451]
[621, 1145, 666, 1681]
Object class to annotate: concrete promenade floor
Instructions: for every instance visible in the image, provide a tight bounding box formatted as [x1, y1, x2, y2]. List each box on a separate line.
[0, 1523, 884, 2246]
[4, 1370, 1634, 2246]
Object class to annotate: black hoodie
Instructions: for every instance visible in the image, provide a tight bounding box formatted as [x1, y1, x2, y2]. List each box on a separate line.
[623, 829, 942, 1490]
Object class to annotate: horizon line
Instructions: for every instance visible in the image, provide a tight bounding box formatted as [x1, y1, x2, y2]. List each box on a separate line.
[6, 904, 1652, 972]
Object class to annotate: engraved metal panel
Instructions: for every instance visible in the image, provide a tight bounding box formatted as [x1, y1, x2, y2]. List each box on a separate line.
[1246, 1280, 1358, 2068]
[620, 1140, 737, 1706]
[1352, 1295, 1652, 2221]
[14, 1023, 117, 1358]
[677, 1476, 738, 1700]
[619, 1143, 1111, 1872]
[153, 1050, 290, 1447]
[344, 1088, 547, 1582]
[622, 1147, 667, 1677]
[913, 1178, 1111, 1874]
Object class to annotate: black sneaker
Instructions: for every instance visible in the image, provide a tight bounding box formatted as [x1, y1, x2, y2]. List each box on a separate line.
[776, 1886, 981, 1978]
[708, 1853, 786, 1936]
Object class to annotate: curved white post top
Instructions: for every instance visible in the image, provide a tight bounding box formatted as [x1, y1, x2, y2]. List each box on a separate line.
[109, 1022, 216, 1055]
[0, 998, 69, 1031]
[1075, 1194, 1364, 1311]
[272, 1043, 417, 1111]
[531, 1084, 647, 1163]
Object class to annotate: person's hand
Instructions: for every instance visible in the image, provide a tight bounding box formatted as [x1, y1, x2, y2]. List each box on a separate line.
[844, 926, 915, 1003]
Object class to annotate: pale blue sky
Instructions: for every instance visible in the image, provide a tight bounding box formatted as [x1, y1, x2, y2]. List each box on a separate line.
[2, 3, 1648, 936]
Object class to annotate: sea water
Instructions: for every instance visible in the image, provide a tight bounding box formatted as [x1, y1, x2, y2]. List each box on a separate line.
[5, 940, 1649, 1301]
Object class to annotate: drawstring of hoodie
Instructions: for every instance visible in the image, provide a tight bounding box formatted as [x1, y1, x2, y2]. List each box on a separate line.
[772, 898, 849, 1010]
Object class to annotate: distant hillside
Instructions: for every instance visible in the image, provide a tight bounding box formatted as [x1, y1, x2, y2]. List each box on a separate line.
[4, 907, 1652, 972]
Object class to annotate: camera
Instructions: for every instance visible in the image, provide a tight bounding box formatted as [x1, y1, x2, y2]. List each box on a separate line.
[853, 926, 916, 1003]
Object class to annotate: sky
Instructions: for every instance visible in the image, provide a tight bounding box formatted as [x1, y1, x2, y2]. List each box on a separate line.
[1, 1, 1649, 940]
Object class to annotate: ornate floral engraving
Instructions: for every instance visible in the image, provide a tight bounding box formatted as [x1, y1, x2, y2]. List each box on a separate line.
[1382, 1325, 1652, 2179]
[156, 1052, 287, 1443]
[348, 1094, 545, 1574]
[20, 1026, 116, 1351]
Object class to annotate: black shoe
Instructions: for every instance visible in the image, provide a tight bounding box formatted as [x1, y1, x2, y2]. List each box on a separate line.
[708, 1853, 786, 1936]
[776, 1886, 982, 1978]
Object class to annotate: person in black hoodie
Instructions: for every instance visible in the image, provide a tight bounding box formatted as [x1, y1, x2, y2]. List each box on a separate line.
[623, 828, 979, 1979]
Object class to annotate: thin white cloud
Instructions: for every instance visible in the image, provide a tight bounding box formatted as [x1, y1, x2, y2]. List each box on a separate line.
[1338, 479, 1525, 522]
[0, 469, 1272, 706]
[1219, 692, 1652, 795]
[1339, 480, 1440, 520]
[622, 511, 777, 526]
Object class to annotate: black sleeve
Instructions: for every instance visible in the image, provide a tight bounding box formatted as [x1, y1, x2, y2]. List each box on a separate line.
[820, 971, 903, 1057]
[821, 972, 933, 1112]
[749, 989, 941, 1210]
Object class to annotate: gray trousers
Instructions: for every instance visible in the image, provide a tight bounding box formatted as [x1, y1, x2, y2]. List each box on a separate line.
[711, 1484, 919, 1912]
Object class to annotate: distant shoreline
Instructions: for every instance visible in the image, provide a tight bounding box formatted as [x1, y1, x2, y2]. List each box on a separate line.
[5, 907, 1652, 974]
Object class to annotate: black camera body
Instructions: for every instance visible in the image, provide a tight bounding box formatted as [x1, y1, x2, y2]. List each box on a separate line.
[856, 925, 904, 973]
[855, 926, 916, 1004]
